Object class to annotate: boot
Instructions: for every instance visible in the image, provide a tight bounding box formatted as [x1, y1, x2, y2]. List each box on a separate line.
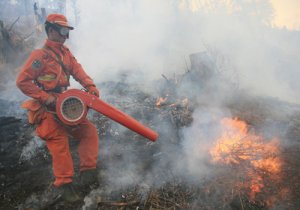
[80, 169, 99, 188]
[60, 183, 81, 203]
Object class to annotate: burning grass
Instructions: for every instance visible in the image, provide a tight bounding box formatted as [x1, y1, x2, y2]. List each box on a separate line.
[90, 84, 299, 209]
[1, 51, 300, 209]
[210, 118, 282, 196]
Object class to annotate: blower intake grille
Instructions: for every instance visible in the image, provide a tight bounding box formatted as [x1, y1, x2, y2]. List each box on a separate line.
[60, 96, 85, 122]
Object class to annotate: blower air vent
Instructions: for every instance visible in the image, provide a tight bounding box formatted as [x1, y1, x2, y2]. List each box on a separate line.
[60, 96, 85, 122]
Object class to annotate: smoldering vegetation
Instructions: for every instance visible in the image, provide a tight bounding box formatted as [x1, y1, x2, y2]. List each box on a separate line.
[1, 1, 300, 209]
[0, 51, 300, 210]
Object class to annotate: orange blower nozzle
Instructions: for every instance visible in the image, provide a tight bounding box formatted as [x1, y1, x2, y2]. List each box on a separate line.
[56, 89, 158, 142]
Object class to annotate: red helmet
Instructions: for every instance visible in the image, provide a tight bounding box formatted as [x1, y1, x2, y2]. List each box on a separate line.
[46, 14, 74, 30]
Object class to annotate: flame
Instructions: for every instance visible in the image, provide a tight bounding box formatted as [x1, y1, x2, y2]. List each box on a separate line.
[210, 118, 282, 200]
[181, 98, 189, 107]
[156, 96, 189, 108]
[156, 96, 168, 107]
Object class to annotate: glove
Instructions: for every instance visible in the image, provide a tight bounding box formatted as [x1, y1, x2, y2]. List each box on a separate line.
[45, 94, 57, 106]
[87, 85, 100, 98]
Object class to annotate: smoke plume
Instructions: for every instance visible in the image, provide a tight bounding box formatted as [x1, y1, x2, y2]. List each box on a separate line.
[70, 0, 300, 104]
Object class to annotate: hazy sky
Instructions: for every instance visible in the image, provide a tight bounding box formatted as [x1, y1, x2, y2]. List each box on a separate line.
[270, 0, 300, 30]
[181, 0, 300, 30]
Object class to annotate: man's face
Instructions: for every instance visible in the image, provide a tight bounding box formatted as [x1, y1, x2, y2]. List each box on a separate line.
[48, 26, 70, 43]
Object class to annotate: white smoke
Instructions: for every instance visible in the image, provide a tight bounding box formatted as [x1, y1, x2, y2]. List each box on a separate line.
[178, 107, 231, 177]
[59, 1, 300, 208]
[66, 0, 300, 104]
[66, 0, 299, 185]
[20, 136, 45, 161]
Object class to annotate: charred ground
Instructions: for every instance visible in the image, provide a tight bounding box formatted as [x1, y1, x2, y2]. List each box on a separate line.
[0, 75, 300, 209]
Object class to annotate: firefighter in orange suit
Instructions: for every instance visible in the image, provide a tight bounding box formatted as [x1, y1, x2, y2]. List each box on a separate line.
[16, 14, 99, 202]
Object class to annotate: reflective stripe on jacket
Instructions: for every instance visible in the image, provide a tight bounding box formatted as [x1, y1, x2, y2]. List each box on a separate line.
[16, 39, 96, 103]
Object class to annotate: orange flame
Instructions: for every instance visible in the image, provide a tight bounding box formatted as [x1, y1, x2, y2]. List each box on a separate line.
[156, 95, 189, 108]
[210, 118, 282, 200]
[156, 96, 168, 107]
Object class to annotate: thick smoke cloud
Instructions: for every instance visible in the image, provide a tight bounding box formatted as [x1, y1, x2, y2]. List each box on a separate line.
[69, 0, 300, 104]
[2, 1, 298, 208]
[64, 2, 300, 200]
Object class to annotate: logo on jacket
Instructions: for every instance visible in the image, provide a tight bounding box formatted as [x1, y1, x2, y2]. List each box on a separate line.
[32, 59, 42, 70]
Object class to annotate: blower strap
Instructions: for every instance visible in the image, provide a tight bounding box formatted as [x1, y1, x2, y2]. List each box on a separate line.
[42, 45, 70, 81]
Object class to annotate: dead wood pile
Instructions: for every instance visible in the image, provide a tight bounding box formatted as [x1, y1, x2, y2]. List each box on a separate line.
[0, 17, 39, 91]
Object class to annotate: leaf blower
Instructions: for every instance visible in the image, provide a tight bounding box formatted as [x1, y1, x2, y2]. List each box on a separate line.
[55, 89, 158, 142]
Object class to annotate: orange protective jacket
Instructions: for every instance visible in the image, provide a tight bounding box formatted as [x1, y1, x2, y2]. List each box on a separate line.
[16, 39, 96, 104]
[16, 39, 99, 187]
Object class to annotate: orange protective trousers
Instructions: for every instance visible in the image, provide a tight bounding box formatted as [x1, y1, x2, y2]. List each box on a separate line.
[36, 112, 99, 187]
